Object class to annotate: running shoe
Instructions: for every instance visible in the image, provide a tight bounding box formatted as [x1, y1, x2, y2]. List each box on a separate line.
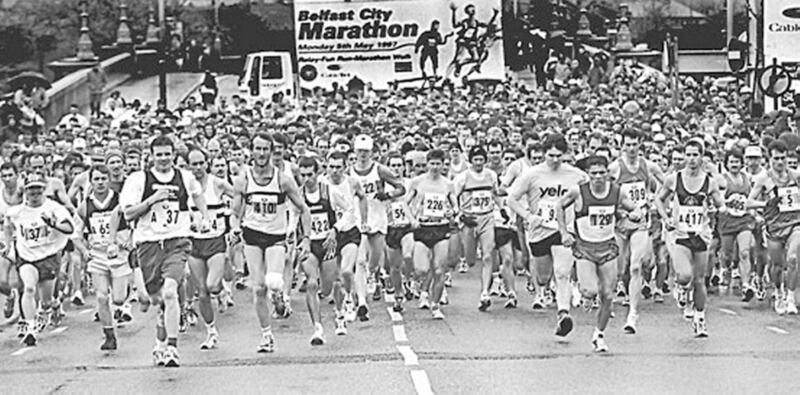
[163, 346, 181, 367]
[71, 290, 85, 307]
[418, 292, 431, 310]
[741, 284, 756, 303]
[439, 289, 449, 305]
[16, 320, 27, 338]
[34, 311, 49, 333]
[683, 303, 694, 321]
[356, 304, 369, 321]
[526, 280, 536, 295]
[431, 306, 445, 320]
[675, 287, 688, 309]
[298, 279, 308, 293]
[641, 282, 652, 299]
[504, 293, 518, 309]
[545, 286, 556, 307]
[366, 277, 376, 295]
[710, 268, 721, 287]
[443, 272, 453, 288]
[344, 299, 357, 322]
[310, 324, 325, 346]
[372, 281, 383, 301]
[581, 297, 593, 313]
[457, 258, 468, 273]
[555, 312, 574, 337]
[774, 292, 787, 316]
[179, 310, 188, 333]
[119, 304, 134, 324]
[335, 316, 347, 336]
[786, 293, 798, 315]
[22, 331, 36, 347]
[49, 306, 63, 327]
[478, 291, 491, 312]
[653, 290, 665, 304]
[186, 307, 198, 327]
[257, 333, 275, 353]
[200, 332, 219, 350]
[623, 313, 638, 334]
[4, 289, 17, 319]
[393, 297, 405, 313]
[224, 291, 235, 307]
[100, 334, 117, 351]
[692, 316, 709, 338]
[615, 281, 627, 299]
[234, 275, 247, 290]
[152, 345, 166, 366]
[592, 331, 608, 353]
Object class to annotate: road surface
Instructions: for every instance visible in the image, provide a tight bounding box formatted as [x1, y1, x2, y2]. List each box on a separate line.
[0, 267, 799, 394]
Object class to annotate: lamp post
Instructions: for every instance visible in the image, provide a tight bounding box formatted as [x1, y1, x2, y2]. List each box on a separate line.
[76, 0, 97, 61]
[158, 0, 167, 106]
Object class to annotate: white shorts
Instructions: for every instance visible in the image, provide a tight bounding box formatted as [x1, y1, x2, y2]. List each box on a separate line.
[87, 251, 132, 279]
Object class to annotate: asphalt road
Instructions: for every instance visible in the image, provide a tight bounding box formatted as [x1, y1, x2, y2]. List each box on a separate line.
[1, 266, 800, 394]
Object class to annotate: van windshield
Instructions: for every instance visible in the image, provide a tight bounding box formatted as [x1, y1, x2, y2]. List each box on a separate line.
[261, 56, 283, 80]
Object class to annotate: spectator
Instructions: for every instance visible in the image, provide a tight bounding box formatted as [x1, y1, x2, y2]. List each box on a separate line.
[87, 66, 107, 118]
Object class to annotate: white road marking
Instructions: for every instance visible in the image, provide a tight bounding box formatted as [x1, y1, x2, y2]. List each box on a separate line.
[11, 347, 33, 356]
[410, 369, 434, 395]
[387, 307, 403, 322]
[385, 293, 396, 304]
[767, 326, 789, 335]
[718, 308, 737, 316]
[396, 345, 419, 366]
[393, 325, 408, 343]
[79, 309, 94, 315]
[51, 326, 68, 334]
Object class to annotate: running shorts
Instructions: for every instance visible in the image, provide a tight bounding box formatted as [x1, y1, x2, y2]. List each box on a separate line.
[18, 253, 60, 282]
[242, 227, 286, 251]
[336, 227, 361, 255]
[528, 231, 562, 258]
[675, 234, 708, 253]
[190, 235, 227, 260]
[387, 226, 412, 250]
[87, 249, 132, 279]
[137, 238, 192, 295]
[413, 225, 451, 249]
[572, 237, 619, 265]
[495, 227, 516, 248]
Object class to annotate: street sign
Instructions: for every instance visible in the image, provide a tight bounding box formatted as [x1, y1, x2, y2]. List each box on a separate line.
[727, 38, 748, 73]
[759, 65, 792, 97]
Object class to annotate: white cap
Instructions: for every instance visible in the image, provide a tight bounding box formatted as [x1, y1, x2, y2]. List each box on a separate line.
[744, 146, 762, 157]
[653, 133, 666, 142]
[73, 137, 87, 150]
[651, 123, 662, 132]
[353, 134, 374, 151]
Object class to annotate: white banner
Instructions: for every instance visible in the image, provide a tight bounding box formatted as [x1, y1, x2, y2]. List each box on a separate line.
[764, 0, 800, 64]
[294, 0, 505, 91]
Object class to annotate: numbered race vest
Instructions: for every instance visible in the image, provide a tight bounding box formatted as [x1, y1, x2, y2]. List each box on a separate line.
[242, 168, 288, 236]
[575, 182, 620, 243]
[351, 163, 388, 233]
[762, 170, 800, 235]
[617, 157, 650, 227]
[305, 183, 337, 241]
[673, 172, 710, 235]
[722, 172, 750, 217]
[415, 177, 451, 226]
[85, 191, 128, 251]
[190, 175, 227, 240]
[139, 169, 191, 241]
[460, 170, 495, 216]
[387, 181, 410, 228]
[7, 199, 70, 262]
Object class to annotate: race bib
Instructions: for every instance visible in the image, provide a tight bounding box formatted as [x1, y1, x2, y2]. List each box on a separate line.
[422, 192, 447, 220]
[249, 195, 278, 218]
[389, 201, 409, 226]
[778, 186, 800, 213]
[535, 199, 558, 230]
[725, 193, 747, 217]
[587, 205, 615, 231]
[620, 181, 648, 207]
[150, 201, 181, 230]
[88, 212, 112, 246]
[677, 205, 705, 233]
[310, 212, 330, 240]
[18, 222, 50, 243]
[468, 190, 493, 214]
[361, 180, 379, 199]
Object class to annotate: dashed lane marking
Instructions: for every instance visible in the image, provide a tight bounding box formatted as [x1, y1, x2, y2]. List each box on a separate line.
[766, 326, 789, 335]
[718, 308, 737, 316]
[11, 347, 33, 356]
[410, 369, 434, 395]
[51, 326, 68, 335]
[393, 325, 408, 343]
[387, 307, 403, 322]
[396, 345, 419, 366]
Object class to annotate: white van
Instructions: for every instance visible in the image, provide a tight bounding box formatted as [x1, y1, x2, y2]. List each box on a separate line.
[239, 51, 295, 101]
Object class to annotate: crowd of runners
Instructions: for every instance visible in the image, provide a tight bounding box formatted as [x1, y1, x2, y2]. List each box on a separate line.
[0, 58, 799, 367]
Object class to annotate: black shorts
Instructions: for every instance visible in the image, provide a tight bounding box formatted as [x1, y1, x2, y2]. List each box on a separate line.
[675, 234, 708, 253]
[528, 232, 562, 258]
[137, 238, 192, 295]
[386, 226, 412, 250]
[495, 227, 517, 248]
[413, 225, 451, 249]
[190, 235, 227, 260]
[18, 254, 60, 282]
[310, 239, 327, 264]
[336, 227, 361, 255]
[128, 249, 139, 269]
[64, 240, 75, 253]
[243, 227, 286, 251]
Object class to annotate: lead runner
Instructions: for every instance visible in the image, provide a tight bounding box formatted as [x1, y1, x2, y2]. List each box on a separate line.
[120, 135, 212, 367]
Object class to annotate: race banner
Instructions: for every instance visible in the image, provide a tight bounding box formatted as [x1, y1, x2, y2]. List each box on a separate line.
[294, 0, 505, 91]
[764, 0, 800, 64]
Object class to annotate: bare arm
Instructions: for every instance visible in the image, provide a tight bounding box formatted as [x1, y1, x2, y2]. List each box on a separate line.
[745, 175, 767, 209]
[555, 186, 579, 237]
[654, 174, 676, 222]
[351, 177, 369, 227]
[229, 173, 247, 231]
[379, 165, 406, 198]
[283, 176, 311, 243]
[53, 179, 75, 214]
